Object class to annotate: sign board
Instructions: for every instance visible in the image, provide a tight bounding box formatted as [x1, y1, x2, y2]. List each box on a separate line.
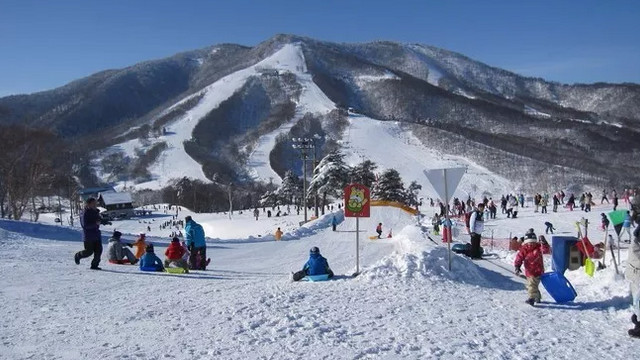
[423, 168, 466, 203]
[344, 184, 370, 218]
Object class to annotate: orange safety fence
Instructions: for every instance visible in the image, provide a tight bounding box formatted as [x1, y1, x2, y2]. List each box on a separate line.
[370, 200, 419, 215]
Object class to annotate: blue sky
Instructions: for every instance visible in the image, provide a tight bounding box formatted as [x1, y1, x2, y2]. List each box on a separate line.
[1, 0, 639, 96]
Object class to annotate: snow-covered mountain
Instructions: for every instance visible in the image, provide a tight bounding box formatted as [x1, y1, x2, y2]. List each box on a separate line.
[1, 34, 638, 193]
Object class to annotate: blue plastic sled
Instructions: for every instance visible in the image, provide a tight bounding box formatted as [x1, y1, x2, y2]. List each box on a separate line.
[541, 272, 577, 303]
[303, 274, 330, 282]
[140, 266, 164, 272]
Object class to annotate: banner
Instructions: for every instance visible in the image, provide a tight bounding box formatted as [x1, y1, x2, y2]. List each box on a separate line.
[344, 184, 370, 218]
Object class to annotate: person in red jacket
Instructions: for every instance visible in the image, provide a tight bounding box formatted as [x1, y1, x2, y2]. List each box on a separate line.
[164, 237, 189, 273]
[514, 229, 550, 306]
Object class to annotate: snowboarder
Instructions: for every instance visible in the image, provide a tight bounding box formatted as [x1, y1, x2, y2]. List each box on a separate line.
[107, 231, 138, 265]
[74, 197, 103, 270]
[132, 233, 147, 259]
[331, 216, 338, 231]
[275, 227, 283, 241]
[164, 237, 189, 272]
[469, 203, 485, 259]
[292, 246, 334, 281]
[514, 229, 550, 306]
[376, 223, 383, 239]
[139, 243, 164, 272]
[625, 224, 640, 338]
[185, 216, 209, 270]
[544, 221, 555, 234]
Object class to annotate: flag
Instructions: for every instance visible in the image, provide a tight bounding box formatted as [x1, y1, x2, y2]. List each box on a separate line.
[608, 210, 627, 236]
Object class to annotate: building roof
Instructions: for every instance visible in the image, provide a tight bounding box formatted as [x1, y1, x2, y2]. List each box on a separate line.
[99, 192, 133, 205]
[79, 186, 115, 195]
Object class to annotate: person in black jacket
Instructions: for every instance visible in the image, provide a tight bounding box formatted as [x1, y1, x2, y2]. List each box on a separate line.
[74, 198, 103, 270]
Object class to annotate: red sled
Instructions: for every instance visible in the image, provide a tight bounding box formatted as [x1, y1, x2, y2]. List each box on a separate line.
[108, 259, 132, 265]
[576, 237, 603, 259]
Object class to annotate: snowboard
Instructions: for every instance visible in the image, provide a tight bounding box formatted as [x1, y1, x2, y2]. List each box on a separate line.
[164, 267, 188, 274]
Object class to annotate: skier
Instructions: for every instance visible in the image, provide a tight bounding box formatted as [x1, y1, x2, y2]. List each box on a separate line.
[139, 243, 164, 272]
[514, 229, 550, 306]
[132, 233, 147, 259]
[185, 216, 209, 270]
[376, 223, 383, 239]
[275, 227, 283, 241]
[469, 203, 485, 259]
[625, 224, 640, 338]
[164, 237, 189, 272]
[74, 197, 103, 270]
[292, 246, 334, 281]
[544, 221, 555, 234]
[107, 231, 138, 265]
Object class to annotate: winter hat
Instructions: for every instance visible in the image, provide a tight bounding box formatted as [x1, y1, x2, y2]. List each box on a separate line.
[112, 231, 122, 239]
[525, 228, 536, 239]
[310, 246, 320, 254]
[139, 233, 146, 238]
[146, 243, 154, 253]
[171, 237, 180, 243]
[185, 216, 192, 222]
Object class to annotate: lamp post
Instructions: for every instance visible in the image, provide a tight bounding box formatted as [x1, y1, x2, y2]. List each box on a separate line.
[292, 137, 316, 223]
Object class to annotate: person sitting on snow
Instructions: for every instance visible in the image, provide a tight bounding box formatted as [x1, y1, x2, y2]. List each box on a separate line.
[626, 223, 640, 338]
[164, 237, 189, 272]
[514, 229, 550, 306]
[107, 231, 138, 265]
[139, 243, 164, 272]
[132, 233, 147, 259]
[292, 246, 334, 281]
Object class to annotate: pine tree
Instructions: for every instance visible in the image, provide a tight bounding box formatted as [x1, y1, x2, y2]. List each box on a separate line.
[308, 151, 350, 215]
[405, 180, 423, 209]
[372, 169, 406, 203]
[276, 170, 302, 205]
[350, 160, 377, 188]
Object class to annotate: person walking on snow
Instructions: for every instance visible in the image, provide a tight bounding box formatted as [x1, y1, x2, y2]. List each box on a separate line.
[74, 197, 103, 270]
[601, 189, 609, 204]
[601, 213, 610, 231]
[514, 229, 550, 306]
[469, 203, 485, 259]
[623, 211, 633, 243]
[185, 216, 209, 270]
[625, 223, 640, 338]
[332, 216, 338, 231]
[292, 246, 334, 281]
[107, 231, 138, 265]
[164, 237, 189, 272]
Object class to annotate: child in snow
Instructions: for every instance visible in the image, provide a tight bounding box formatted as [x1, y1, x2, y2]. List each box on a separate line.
[626, 224, 640, 338]
[544, 221, 555, 234]
[376, 223, 383, 239]
[601, 213, 610, 231]
[139, 243, 164, 272]
[164, 237, 189, 272]
[107, 231, 138, 265]
[274, 227, 283, 241]
[514, 229, 550, 306]
[292, 246, 334, 281]
[132, 233, 147, 259]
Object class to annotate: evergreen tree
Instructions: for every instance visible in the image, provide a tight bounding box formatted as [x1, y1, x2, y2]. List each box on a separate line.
[276, 170, 302, 205]
[405, 180, 423, 209]
[308, 151, 350, 215]
[372, 169, 406, 203]
[350, 160, 377, 188]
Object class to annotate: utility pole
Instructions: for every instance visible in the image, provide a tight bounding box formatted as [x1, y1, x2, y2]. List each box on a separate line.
[292, 137, 315, 223]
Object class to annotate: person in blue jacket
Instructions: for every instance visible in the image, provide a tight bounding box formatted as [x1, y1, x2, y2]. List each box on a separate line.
[292, 247, 334, 281]
[331, 216, 338, 231]
[139, 243, 164, 272]
[185, 216, 209, 270]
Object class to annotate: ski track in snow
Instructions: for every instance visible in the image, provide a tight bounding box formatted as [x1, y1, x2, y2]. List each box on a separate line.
[0, 201, 637, 359]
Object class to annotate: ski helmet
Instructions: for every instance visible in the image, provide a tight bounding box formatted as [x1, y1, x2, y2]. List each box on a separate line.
[146, 243, 154, 252]
[310, 246, 320, 254]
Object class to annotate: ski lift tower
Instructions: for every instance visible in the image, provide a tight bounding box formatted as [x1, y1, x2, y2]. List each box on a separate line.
[292, 138, 316, 223]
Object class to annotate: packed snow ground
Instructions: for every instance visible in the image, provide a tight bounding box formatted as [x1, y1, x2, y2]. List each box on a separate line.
[0, 200, 637, 359]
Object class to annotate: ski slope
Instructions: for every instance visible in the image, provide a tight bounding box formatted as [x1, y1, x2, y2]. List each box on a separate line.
[1, 200, 637, 359]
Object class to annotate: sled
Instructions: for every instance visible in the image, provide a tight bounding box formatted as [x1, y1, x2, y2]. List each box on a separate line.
[369, 235, 380, 240]
[140, 266, 164, 272]
[164, 267, 188, 274]
[108, 259, 132, 265]
[303, 274, 330, 282]
[540, 272, 577, 303]
[451, 243, 484, 257]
